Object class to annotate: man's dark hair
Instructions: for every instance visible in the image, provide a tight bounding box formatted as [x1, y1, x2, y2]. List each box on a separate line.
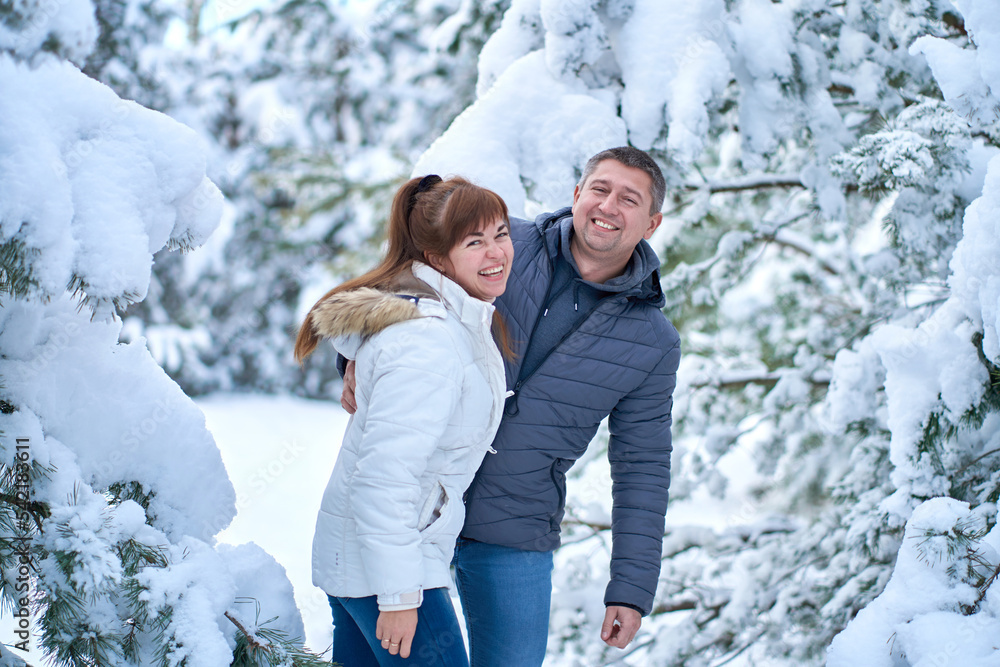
[578, 146, 666, 214]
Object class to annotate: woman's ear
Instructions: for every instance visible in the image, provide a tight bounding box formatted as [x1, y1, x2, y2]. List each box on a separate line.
[425, 251, 446, 273]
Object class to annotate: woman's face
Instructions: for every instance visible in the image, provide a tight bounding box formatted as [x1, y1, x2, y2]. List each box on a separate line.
[431, 217, 513, 302]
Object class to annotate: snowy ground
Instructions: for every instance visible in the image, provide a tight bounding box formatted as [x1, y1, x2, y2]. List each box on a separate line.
[198, 393, 349, 654]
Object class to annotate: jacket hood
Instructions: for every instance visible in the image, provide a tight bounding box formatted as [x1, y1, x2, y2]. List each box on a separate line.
[310, 287, 424, 341]
[533, 207, 665, 308]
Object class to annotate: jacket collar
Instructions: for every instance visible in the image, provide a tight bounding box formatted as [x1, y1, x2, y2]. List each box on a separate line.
[532, 208, 665, 307]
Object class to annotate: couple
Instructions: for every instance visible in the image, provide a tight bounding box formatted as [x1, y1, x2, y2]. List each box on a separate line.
[295, 147, 681, 666]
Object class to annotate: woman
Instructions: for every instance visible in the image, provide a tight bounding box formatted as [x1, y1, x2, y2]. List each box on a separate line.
[295, 175, 514, 665]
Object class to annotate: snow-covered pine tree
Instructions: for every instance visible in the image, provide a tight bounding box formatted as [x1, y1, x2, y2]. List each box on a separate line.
[412, 0, 999, 664]
[0, 2, 326, 664]
[826, 2, 1000, 661]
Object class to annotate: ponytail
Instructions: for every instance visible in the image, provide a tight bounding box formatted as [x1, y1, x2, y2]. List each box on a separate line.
[295, 176, 514, 362]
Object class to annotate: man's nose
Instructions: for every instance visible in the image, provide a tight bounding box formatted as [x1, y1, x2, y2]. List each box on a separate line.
[598, 192, 619, 214]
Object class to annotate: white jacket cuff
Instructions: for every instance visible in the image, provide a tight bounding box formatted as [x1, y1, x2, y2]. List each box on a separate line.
[377, 589, 423, 611]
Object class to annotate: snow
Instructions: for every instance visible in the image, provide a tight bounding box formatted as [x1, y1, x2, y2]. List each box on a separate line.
[871, 306, 987, 463]
[728, 0, 797, 157]
[0, 0, 97, 63]
[911, 36, 998, 131]
[539, 0, 609, 79]
[0, 297, 236, 539]
[950, 154, 1000, 362]
[617, 0, 730, 161]
[912, 0, 1000, 134]
[826, 347, 884, 430]
[953, 0, 1000, 99]
[476, 0, 543, 97]
[0, 54, 222, 311]
[827, 498, 1000, 667]
[198, 393, 350, 652]
[139, 539, 241, 666]
[415, 49, 627, 217]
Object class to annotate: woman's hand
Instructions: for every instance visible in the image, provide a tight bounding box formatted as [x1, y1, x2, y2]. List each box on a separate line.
[376, 609, 418, 658]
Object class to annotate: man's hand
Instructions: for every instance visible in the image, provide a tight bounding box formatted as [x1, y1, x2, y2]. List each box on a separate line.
[341, 359, 357, 414]
[376, 609, 418, 658]
[601, 605, 641, 648]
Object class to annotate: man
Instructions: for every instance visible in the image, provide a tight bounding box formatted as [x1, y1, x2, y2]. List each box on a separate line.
[344, 146, 680, 665]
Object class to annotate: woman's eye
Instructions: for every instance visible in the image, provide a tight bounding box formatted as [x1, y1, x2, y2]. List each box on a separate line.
[467, 239, 481, 246]
[497, 231, 509, 239]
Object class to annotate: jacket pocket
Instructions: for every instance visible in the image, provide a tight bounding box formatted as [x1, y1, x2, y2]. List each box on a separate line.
[417, 482, 448, 533]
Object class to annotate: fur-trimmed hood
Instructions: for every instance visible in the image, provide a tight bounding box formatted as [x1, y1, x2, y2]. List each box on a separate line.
[309, 264, 446, 346]
[310, 287, 425, 340]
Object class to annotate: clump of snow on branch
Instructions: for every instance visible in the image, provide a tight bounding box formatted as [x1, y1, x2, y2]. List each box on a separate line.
[828, 498, 1000, 666]
[415, 49, 627, 216]
[0, 56, 222, 316]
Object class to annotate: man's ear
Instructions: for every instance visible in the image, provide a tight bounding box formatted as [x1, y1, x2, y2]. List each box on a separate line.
[643, 212, 663, 240]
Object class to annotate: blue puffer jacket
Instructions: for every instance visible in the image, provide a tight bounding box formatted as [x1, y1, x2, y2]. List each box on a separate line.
[460, 208, 681, 616]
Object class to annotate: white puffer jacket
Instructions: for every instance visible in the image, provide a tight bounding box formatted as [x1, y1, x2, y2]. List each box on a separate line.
[311, 262, 507, 611]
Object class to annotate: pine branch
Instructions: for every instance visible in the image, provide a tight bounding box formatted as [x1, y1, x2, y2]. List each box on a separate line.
[227, 610, 269, 652]
[955, 447, 1000, 477]
[227, 602, 332, 667]
[682, 175, 806, 194]
[0, 493, 50, 530]
[971, 560, 1000, 612]
[0, 238, 37, 303]
[560, 517, 611, 532]
[650, 598, 698, 614]
[712, 631, 767, 667]
[761, 231, 841, 276]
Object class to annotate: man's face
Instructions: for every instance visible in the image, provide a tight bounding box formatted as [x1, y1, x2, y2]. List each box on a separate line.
[571, 160, 662, 271]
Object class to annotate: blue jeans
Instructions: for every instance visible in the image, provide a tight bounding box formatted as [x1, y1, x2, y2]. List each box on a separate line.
[452, 538, 554, 667]
[329, 588, 469, 666]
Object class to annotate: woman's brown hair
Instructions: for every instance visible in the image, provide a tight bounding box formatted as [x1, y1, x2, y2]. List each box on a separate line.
[295, 175, 515, 362]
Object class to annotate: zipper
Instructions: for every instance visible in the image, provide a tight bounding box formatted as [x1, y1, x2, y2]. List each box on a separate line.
[549, 458, 567, 530]
[505, 299, 607, 417]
